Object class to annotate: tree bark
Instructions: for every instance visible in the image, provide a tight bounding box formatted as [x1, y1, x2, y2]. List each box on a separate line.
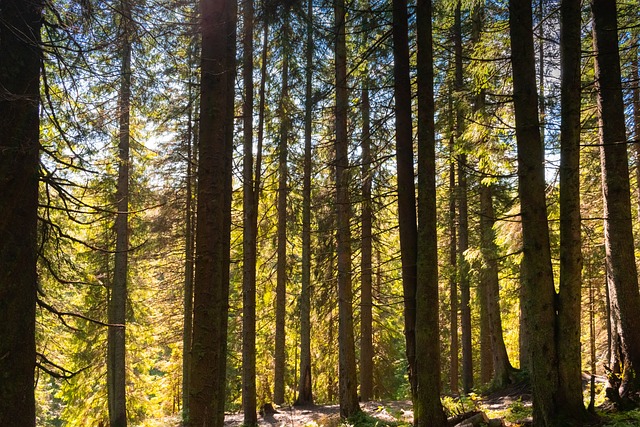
[188, 0, 236, 423]
[448, 130, 459, 395]
[592, 0, 640, 400]
[557, 0, 588, 418]
[108, 2, 132, 424]
[295, 0, 314, 406]
[392, 0, 417, 397]
[242, 0, 258, 422]
[509, 0, 559, 425]
[335, 0, 360, 416]
[414, 0, 448, 424]
[274, 10, 290, 407]
[0, 1, 41, 425]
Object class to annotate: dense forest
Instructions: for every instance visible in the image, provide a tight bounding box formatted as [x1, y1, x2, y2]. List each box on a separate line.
[2, 0, 640, 426]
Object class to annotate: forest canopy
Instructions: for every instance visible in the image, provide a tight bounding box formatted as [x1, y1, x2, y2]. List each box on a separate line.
[1, 0, 640, 426]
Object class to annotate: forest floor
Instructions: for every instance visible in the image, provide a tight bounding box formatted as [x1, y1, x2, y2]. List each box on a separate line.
[222, 383, 534, 426]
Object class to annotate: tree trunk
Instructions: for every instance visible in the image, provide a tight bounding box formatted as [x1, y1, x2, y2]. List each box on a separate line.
[448, 130, 459, 395]
[242, 0, 258, 422]
[509, 0, 559, 425]
[108, 2, 132, 424]
[557, 0, 587, 418]
[360, 71, 374, 403]
[592, 0, 640, 400]
[295, 0, 314, 406]
[335, 0, 360, 416]
[274, 11, 291, 406]
[392, 0, 417, 397]
[0, 1, 41, 425]
[479, 184, 514, 388]
[188, 0, 236, 423]
[414, 0, 448, 424]
[453, 2, 473, 394]
[634, 46, 640, 223]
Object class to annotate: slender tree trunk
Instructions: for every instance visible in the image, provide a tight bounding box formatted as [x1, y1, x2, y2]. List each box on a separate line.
[556, 0, 587, 419]
[188, 0, 236, 423]
[479, 184, 514, 388]
[360, 72, 374, 403]
[414, 0, 447, 424]
[392, 0, 417, 397]
[242, 0, 258, 422]
[0, 1, 41, 425]
[538, 0, 545, 146]
[295, 0, 314, 406]
[335, 0, 360, 416]
[509, 0, 559, 425]
[274, 11, 291, 406]
[108, 2, 132, 424]
[592, 0, 640, 400]
[633, 44, 640, 223]
[453, 2, 473, 393]
[447, 98, 459, 395]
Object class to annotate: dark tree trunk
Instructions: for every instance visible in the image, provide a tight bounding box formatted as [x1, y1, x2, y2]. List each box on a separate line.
[414, 0, 448, 424]
[592, 0, 640, 400]
[274, 11, 291, 407]
[108, 2, 132, 425]
[335, 0, 360, 416]
[448, 129, 459, 395]
[295, 0, 314, 408]
[509, 0, 559, 425]
[392, 0, 417, 397]
[557, 0, 588, 419]
[188, 0, 236, 423]
[360, 70, 374, 403]
[633, 46, 640, 222]
[0, 1, 41, 426]
[242, 0, 258, 422]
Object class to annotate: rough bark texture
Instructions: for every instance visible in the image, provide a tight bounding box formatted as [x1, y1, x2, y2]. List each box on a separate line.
[0, 1, 41, 426]
[448, 131, 459, 394]
[274, 11, 290, 407]
[108, 2, 132, 425]
[592, 0, 640, 399]
[479, 185, 514, 388]
[335, 0, 360, 416]
[392, 0, 417, 397]
[242, 0, 258, 422]
[295, 0, 314, 406]
[188, 0, 236, 423]
[414, 0, 448, 424]
[509, 0, 559, 425]
[557, 0, 588, 419]
[360, 75, 374, 402]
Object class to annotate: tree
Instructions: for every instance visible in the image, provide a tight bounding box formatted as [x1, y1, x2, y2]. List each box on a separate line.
[414, 0, 447, 424]
[107, 1, 133, 425]
[509, 0, 559, 424]
[295, 0, 314, 406]
[592, 0, 640, 402]
[242, 0, 258, 422]
[188, 0, 236, 424]
[0, 1, 42, 425]
[335, 0, 360, 416]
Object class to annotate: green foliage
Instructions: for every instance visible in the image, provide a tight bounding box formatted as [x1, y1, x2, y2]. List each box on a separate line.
[600, 409, 640, 427]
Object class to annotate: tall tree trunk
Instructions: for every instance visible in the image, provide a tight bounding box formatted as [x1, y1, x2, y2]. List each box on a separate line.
[556, 0, 587, 418]
[414, 0, 448, 424]
[392, 0, 417, 397]
[360, 72, 374, 403]
[448, 128, 459, 395]
[538, 0, 545, 145]
[242, 0, 258, 422]
[633, 43, 640, 223]
[188, 0, 236, 423]
[0, 1, 41, 425]
[479, 184, 514, 388]
[274, 11, 291, 406]
[108, 2, 132, 424]
[335, 0, 360, 416]
[453, 2, 473, 393]
[509, 0, 559, 425]
[592, 0, 640, 401]
[295, 0, 314, 406]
